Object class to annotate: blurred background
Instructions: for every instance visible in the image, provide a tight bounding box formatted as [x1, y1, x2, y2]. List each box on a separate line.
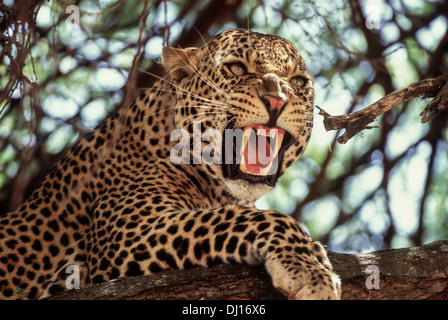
[1, 0, 447, 253]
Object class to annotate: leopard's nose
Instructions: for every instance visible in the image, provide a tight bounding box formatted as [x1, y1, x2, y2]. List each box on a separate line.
[261, 94, 288, 127]
[261, 95, 288, 112]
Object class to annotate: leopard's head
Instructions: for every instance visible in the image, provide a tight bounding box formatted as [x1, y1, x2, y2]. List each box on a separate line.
[162, 29, 314, 202]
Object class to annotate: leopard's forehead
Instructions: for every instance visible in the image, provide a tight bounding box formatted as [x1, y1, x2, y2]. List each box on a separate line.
[202, 29, 307, 76]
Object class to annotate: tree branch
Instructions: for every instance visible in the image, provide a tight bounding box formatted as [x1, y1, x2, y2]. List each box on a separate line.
[319, 74, 448, 144]
[49, 241, 448, 300]
[135, 0, 244, 91]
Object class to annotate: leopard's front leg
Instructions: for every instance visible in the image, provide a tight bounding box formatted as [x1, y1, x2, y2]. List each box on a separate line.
[148, 205, 341, 300]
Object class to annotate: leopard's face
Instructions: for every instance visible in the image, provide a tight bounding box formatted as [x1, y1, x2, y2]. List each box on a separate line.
[163, 29, 314, 201]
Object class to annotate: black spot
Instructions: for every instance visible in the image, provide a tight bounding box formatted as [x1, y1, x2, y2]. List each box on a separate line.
[60, 233, 69, 246]
[201, 212, 213, 223]
[125, 261, 144, 277]
[49, 284, 65, 295]
[214, 222, 230, 233]
[194, 226, 209, 237]
[159, 235, 167, 244]
[110, 268, 120, 280]
[92, 275, 105, 284]
[274, 225, 285, 233]
[43, 231, 54, 241]
[27, 287, 38, 299]
[99, 258, 111, 270]
[232, 224, 248, 232]
[32, 240, 42, 251]
[95, 136, 105, 148]
[244, 230, 257, 243]
[257, 222, 270, 232]
[47, 220, 60, 232]
[134, 251, 150, 261]
[250, 214, 266, 222]
[214, 233, 228, 252]
[207, 256, 223, 267]
[156, 249, 178, 269]
[167, 225, 178, 234]
[49, 245, 59, 257]
[81, 191, 91, 203]
[64, 173, 72, 185]
[5, 240, 17, 249]
[3, 289, 13, 297]
[184, 219, 195, 232]
[226, 236, 239, 254]
[40, 207, 51, 218]
[225, 210, 235, 220]
[173, 236, 189, 260]
[42, 256, 52, 270]
[295, 246, 311, 255]
[239, 242, 247, 257]
[194, 243, 202, 260]
[183, 259, 196, 269]
[149, 262, 163, 273]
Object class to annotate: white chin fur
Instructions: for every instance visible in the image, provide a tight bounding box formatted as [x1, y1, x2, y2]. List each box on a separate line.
[224, 179, 273, 202]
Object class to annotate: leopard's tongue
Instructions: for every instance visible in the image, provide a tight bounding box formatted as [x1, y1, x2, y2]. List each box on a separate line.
[239, 125, 285, 176]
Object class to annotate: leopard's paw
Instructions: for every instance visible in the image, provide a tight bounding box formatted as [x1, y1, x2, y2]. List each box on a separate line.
[266, 259, 341, 300]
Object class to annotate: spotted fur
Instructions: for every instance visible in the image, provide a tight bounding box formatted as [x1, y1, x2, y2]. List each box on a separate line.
[0, 29, 340, 299]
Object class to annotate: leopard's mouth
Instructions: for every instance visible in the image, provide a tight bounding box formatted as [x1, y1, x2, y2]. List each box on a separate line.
[222, 123, 293, 186]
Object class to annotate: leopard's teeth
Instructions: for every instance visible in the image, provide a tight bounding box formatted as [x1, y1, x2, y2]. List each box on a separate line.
[257, 128, 266, 136]
[238, 126, 286, 176]
[240, 127, 253, 158]
[258, 159, 274, 176]
[272, 130, 285, 159]
[240, 155, 247, 173]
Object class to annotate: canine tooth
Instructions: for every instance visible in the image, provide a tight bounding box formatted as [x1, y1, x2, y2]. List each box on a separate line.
[270, 130, 284, 160]
[240, 155, 247, 173]
[277, 131, 285, 149]
[240, 128, 251, 157]
[243, 135, 249, 150]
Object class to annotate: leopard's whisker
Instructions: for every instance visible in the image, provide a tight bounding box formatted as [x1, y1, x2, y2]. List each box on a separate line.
[153, 89, 234, 109]
[194, 30, 236, 98]
[139, 70, 234, 110]
[177, 110, 230, 128]
[169, 48, 231, 100]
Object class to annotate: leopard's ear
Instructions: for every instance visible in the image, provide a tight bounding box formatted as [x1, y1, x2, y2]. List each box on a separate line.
[161, 47, 198, 82]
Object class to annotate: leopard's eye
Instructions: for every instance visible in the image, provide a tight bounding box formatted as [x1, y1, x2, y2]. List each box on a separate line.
[228, 62, 247, 76]
[290, 76, 308, 88]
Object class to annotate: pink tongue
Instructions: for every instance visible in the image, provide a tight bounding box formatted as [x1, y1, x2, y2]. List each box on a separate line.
[243, 131, 274, 174]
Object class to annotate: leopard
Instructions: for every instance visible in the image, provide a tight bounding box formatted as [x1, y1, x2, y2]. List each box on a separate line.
[0, 29, 341, 300]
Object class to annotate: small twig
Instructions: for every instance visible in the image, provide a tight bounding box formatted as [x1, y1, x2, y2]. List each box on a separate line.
[420, 80, 448, 123]
[319, 74, 448, 144]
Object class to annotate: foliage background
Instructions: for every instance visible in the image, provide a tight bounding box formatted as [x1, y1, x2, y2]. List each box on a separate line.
[1, 0, 447, 253]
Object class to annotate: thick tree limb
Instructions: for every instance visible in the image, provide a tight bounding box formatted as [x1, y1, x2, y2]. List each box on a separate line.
[50, 241, 448, 300]
[319, 74, 448, 144]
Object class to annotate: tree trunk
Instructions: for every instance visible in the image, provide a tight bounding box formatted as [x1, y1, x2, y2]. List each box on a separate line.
[50, 241, 448, 300]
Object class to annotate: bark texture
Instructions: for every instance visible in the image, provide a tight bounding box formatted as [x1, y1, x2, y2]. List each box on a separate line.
[49, 240, 448, 300]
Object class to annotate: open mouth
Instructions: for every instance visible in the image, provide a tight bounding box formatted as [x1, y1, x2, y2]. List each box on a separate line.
[223, 123, 293, 186]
